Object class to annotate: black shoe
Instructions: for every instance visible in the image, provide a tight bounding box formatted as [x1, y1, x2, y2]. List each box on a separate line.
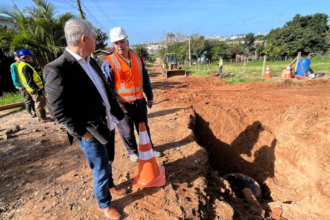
[27, 105, 36, 118]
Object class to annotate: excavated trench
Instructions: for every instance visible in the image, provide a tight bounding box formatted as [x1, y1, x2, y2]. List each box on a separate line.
[191, 102, 330, 219]
[151, 70, 330, 219]
[194, 112, 274, 200]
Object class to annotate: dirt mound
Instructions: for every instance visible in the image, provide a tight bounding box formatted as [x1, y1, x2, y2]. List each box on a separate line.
[213, 200, 234, 220]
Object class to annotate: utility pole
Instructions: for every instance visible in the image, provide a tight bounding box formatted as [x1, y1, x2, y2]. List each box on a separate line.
[188, 37, 191, 67]
[262, 55, 267, 74]
[76, 0, 85, 19]
[243, 58, 246, 74]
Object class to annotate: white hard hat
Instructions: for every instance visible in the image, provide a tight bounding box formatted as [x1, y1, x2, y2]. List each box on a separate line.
[110, 27, 128, 43]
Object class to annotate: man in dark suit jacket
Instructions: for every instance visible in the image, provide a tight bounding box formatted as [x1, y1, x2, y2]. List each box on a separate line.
[43, 18, 125, 220]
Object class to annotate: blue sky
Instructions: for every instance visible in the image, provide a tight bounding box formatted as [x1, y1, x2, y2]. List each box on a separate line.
[2, 0, 329, 45]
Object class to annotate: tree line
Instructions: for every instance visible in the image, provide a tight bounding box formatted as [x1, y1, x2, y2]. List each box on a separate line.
[152, 13, 330, 63]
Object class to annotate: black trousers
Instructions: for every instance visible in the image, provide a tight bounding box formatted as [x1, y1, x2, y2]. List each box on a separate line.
[117, 100, 154, 155]
[19, 90, 34, 107]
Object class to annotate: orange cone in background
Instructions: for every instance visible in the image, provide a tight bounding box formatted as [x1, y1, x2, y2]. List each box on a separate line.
[284, 65, 292, 79]
[133, 123, 165, 188]
[264, 65, 271, 79]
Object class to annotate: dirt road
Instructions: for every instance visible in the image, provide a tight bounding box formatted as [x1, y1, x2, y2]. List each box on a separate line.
[1, 58, 330, 220]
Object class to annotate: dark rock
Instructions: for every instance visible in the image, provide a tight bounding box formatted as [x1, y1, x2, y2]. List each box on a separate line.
[5, 129, 14, 135]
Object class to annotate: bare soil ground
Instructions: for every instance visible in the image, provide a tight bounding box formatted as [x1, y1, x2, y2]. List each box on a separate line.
[1, 58, 330, 220]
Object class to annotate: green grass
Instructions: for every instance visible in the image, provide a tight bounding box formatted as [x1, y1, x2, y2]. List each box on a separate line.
[145, 62, 152, 68]
[0, 92, 25, 106]
[182, 64, 213, 76]
[182, 58, 330, 83]
[222, 75, 265, 84]
[145, 62, 153, 71]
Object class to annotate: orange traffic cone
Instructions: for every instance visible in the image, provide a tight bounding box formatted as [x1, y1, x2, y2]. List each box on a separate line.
[133, 123, 165, 188]
[284, 65, 292, 79]
[264, 65, 271, 79]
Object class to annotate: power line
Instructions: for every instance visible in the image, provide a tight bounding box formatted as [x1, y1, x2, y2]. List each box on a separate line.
[81, 1, 107, 31]
[53, 0, 108, 32]
[83, 13, 106, 32]
[60, 0, 79, 9]
[56, 0, 79, 11]
[92, 0, 116, 27]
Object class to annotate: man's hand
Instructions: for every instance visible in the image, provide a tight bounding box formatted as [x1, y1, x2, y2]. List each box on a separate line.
[83, 131, 94, 140]
[19, 87, 25, 91]
[147, 100, 154, 109]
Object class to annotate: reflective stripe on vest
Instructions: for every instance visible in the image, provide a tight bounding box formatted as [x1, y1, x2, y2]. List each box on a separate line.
[117, 93, 144, 102]
[114, 85, 143, 93]
[110, 54, 120, 69]
[17, 62, 43, 92]
[115, 85, 143, 94]
[106, 51, 144, 103]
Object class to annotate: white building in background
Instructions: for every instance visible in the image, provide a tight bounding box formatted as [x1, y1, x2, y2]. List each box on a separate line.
[146, 44, 161, 54]
[0, 15, 12, 28]
[131, 32, 268, 53]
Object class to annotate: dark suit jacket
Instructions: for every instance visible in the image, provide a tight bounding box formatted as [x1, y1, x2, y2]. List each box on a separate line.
[43, 50, 125, 145]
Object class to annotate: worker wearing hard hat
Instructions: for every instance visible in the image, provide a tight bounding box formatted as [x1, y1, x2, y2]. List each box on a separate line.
[17, 49, 52, 123]
[101, 27, 162, 162]
[10, 51, 36, 118]
[219, 55, 223, 74]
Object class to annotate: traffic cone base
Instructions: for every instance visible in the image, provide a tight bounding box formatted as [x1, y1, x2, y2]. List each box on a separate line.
[133, 165, 165, 188]
[265, 74, 271, 79]
[132, 122, 166, 188]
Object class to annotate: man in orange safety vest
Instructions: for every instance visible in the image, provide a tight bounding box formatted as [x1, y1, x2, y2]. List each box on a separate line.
[101, 27, 162, 162]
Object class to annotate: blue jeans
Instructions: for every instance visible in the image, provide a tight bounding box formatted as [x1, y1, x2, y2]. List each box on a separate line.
[78, 129, 115, 209]
[219, 66, 223, 74]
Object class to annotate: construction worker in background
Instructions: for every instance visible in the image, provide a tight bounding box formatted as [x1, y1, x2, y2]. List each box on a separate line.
[219, 55, 223, 74]
[10, 51, 36, 118]
[17, 49, 52, 123]
[101, 27, 162, 162]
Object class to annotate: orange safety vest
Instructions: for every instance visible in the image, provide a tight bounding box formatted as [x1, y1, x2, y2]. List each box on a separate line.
[106, 51, 144, 103]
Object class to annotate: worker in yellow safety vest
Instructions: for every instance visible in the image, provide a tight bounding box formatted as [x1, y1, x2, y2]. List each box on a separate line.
[218, 55, 224, 79]
[10, 50, 36, 118]
[17, 49, 52, 123]
[101, 27, 162, 162]
[219, 55, 223, 74]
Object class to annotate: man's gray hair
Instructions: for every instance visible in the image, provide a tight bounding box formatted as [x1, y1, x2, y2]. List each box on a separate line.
[64, 18, 94, 46]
